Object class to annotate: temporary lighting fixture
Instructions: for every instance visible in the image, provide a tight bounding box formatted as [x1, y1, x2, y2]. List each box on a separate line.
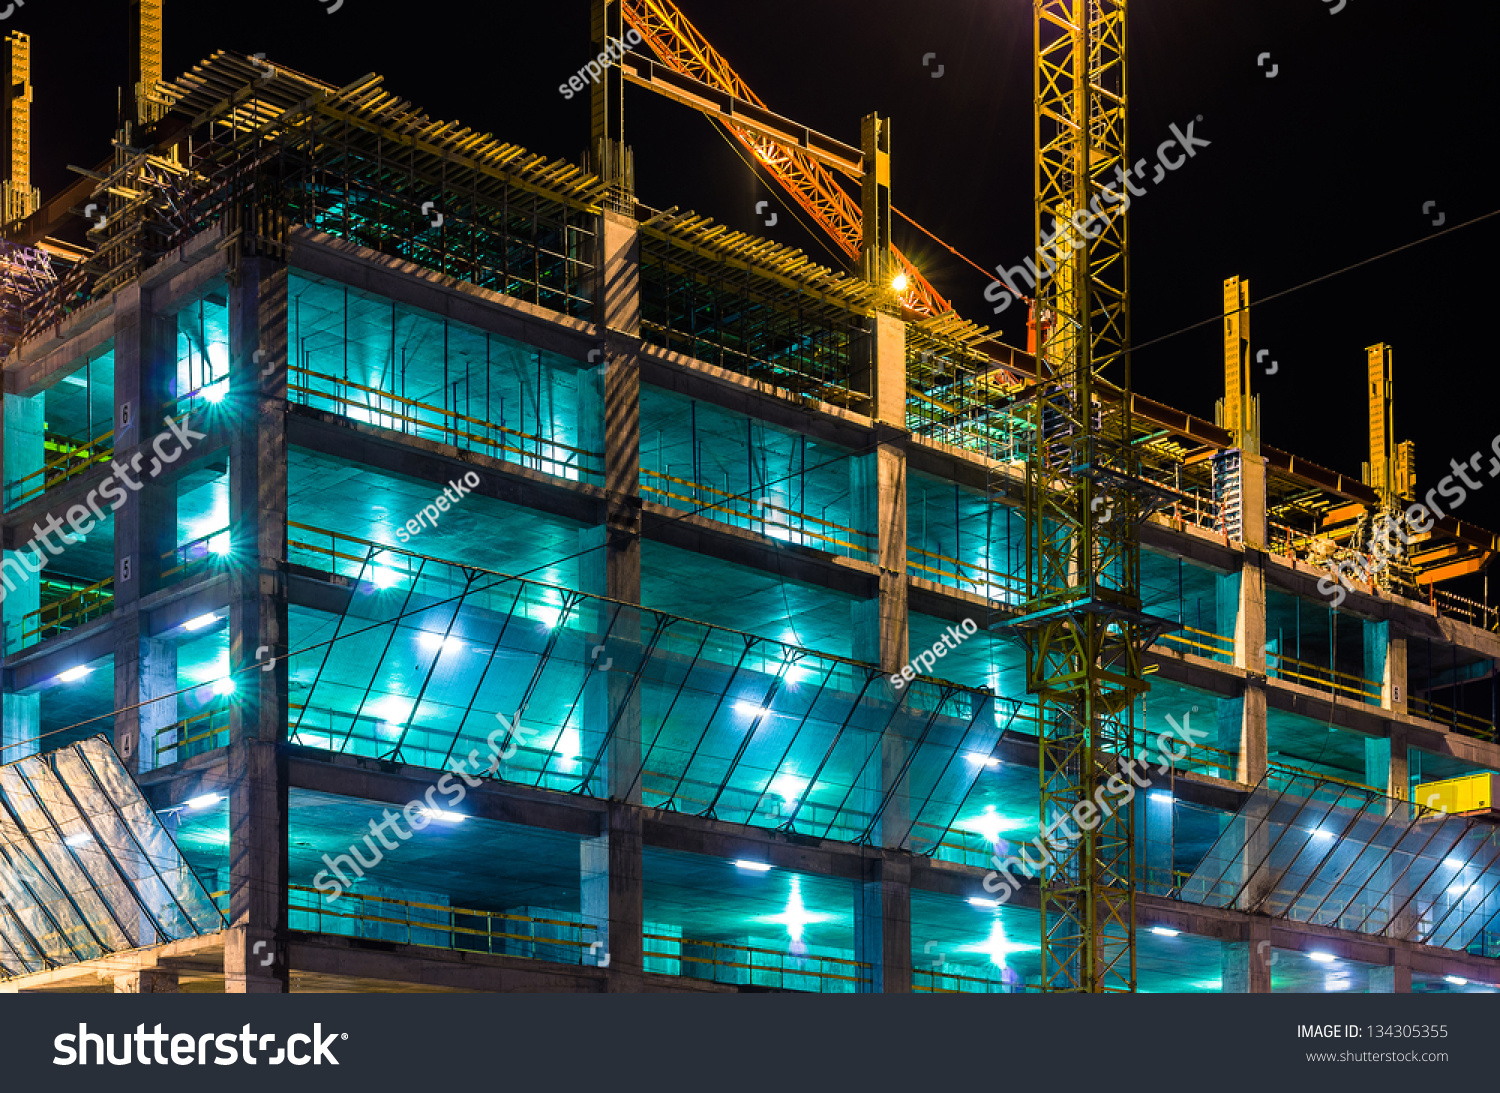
[733, 700, 770, 718]
[1307, 951, 1336, 963]
[58, 665, 91, 683]
[183, 612, 219, 632]
[371, 567, 400, 589]
[420, 809, 466, 823]
[960, 920, 1036, 968]
[891, 272, 909, 292]
[185, 793, 223, 810]
[957, 806, 1022, 844]
[1150, 927, 1181, 937]
[735, 860, 772, 873]
[208, 532, 231, 555]
[964, 752, 1000, 768]
[211, 676, 236, 697]
[64, 833, 93, 848]
[1310, 829, 1333, 841]
[967, 897, 1001, 910]
[1446, 975, 1469, 986]
[1149, 791, 1174, 804]
[757, 876, 832, 942]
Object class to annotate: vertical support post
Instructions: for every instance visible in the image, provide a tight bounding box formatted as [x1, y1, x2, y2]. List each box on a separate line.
[1, 31, 39, 227]
[112, 282, 179, 774]
[1222, 918, 1272, 993]
[589, 0, 632, 209]
[855, 853, 911, 993]
[851, 312, 909, 846]
[1369, 953, 1412, 993]
[126, 0, 165, 132]
[580, 802, 643, 989]
[223, 255, 289, 992]
[579, 207, 642, 801]
[860, 114, 893, 289]
[1219, 276, 1257, 455]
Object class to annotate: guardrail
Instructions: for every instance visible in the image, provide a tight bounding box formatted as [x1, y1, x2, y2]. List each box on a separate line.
[906, 544, 1026, 603]
[1153, 625, 1234, 664]
[644, 933, 871, 992]
[641, 468, 875, 561]
[1267, 650, 1381, 704]
[290, 366, 602, 483]
[18, 576, 114, 648]
[4, 428, 114, 511]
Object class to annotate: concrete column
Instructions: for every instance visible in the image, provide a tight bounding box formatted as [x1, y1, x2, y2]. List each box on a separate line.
[855, 853, 911, 993]
[1369, 954, 1412, 993]
[111, 282, 179, 773]
[1364, 724, 1408, 801]
[851, 313, 910, 849]
[1386, 633, 1408, 715]
[1240, 453, 1268, 551]
[2, 391, 42, 510]
[1232, 555, 1269, 786]
[578, 207, 642, 802]
[113, 967, 179, 993]
[1215, 569, 1240, 659]
[111, 280, 180, 601]
[1222, 917, 1272, 993]
[1, 690, 38, 761]
[223, 256, 289, 993]
[0, 549, 40, 655]
[580, 801, 644, 989]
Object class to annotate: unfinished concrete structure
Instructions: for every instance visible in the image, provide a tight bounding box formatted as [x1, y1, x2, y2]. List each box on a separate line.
[2, 19, 1500, 994]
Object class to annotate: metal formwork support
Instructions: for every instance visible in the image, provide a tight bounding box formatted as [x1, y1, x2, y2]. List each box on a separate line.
[860, 113, 893, 290]
[1, 32, 37, 228]
[1026, 0, 1142, 995]
[127, 0, 166, 130]
[1220, 276, 1258, 454]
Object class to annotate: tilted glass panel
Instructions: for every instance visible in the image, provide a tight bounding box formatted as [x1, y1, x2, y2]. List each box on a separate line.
[0, 737, 222, 981]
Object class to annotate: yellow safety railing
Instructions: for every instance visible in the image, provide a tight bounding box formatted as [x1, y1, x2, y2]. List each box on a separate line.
[159, 527, 229, 586]
[906, 544, 1028, 602]
[289, 366, 602, 481]
[154, 704, 235, 762]
[1431, 588, 1500, 633]
[645, 933, 871, 989]
[285, 885, 597, 959]
[1267, 650, 1381, 703]
[1407, 695, 1495, 742]
[19, 576, 114, 647]
[912, 968, 1015, 993]
[4, 427, 114, 509]
[1153, 625, 1234, 663]
[641, 468, 875, 560]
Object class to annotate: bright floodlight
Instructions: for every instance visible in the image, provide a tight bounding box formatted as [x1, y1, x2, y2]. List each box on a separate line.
[964, 752, 1000, 768]
[420, 809, 466, 823]
[372, 567, 400, 589]
[892, 272, 909, 292]
[185, 793, 223, 810]
[58, 665, 91, 683]
[183, 613, 219, 631]
[211, 676, 236, 696]
[1308, 951, 1336, 963]
[1151, 927, 1181, 937]
[1446, 975, 1469, 986]
[735, 860, 772, 872]
[967, 897, 1000, 910]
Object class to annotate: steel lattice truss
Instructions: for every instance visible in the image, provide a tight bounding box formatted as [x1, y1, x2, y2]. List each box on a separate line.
[621, 0, 948, 317]
[1024, 0, 1145, 994]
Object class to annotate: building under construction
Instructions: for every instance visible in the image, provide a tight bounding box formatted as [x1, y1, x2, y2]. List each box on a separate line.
[2, 1, 1500, 994]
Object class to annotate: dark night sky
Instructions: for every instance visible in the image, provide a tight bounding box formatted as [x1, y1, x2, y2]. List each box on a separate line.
[15, 0, 1500, 533]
